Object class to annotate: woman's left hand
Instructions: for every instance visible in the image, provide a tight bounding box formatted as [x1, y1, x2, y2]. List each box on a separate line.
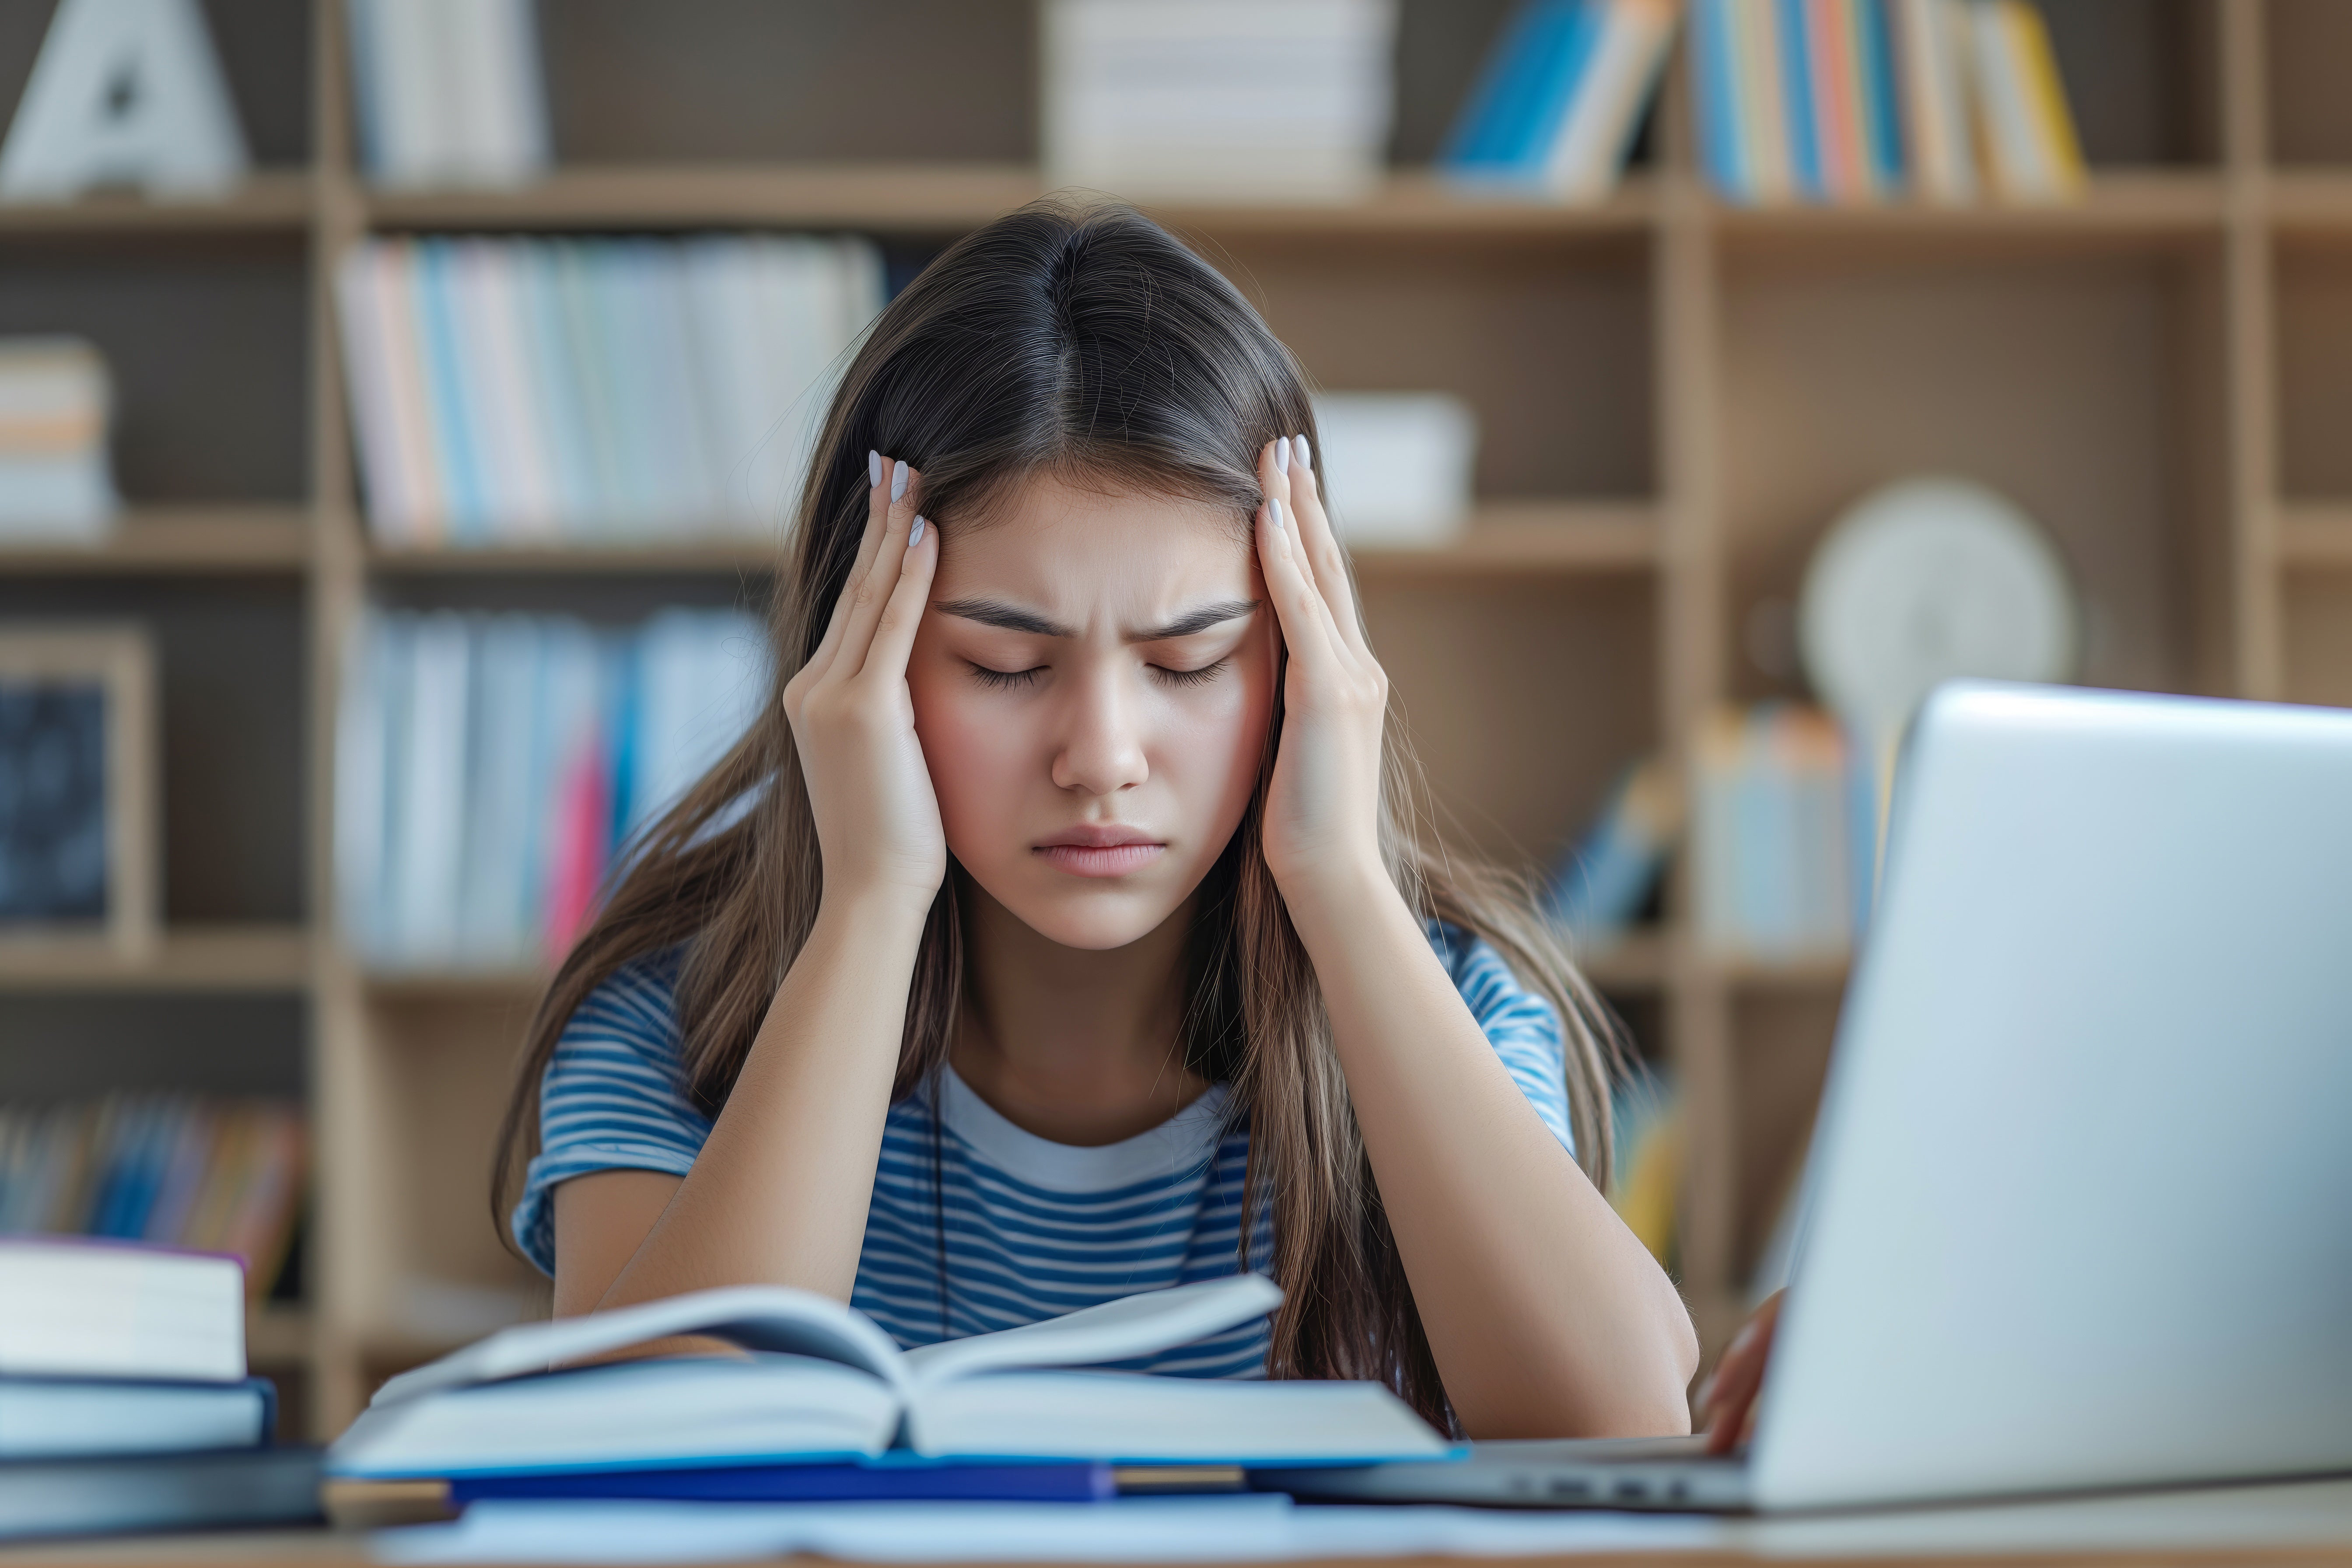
[1254, 434, 1391, 907]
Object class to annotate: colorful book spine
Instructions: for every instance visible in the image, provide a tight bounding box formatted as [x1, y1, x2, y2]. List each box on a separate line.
[336, 609, 773, 971]
[1441, 1, 1675, 201]
[336, 234, 886, 547]
[1690, 0, 2076, 208]
[0, 1099, 306, 1302]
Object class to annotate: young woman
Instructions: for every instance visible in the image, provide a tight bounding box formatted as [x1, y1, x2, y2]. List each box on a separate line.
[492, 199, 1697, 1439]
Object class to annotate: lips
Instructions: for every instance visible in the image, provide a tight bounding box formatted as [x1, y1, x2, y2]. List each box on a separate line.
[1033, 824, 1166, 878]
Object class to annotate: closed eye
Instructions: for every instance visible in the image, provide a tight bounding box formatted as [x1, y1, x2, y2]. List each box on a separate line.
[968, 662, 1044, 691]
[1151, 658, 1229, 689]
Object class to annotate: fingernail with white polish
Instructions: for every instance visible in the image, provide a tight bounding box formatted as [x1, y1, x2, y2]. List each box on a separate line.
[868, 450, 882, 488]
[1269, 496, 1284, 532]
[1274, 437, 1289, 474]
[891, 461, 910, 502]
[910, 515, 926, 546]
[1293, 434, 1310, 470]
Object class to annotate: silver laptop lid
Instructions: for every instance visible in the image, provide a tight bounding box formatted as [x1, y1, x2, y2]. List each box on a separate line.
[1752, 682, 2352, 1512]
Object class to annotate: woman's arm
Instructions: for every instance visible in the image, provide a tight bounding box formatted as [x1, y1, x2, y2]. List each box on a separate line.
[1252, 438, 1699, 1438]
[551, 456, 942, 1315]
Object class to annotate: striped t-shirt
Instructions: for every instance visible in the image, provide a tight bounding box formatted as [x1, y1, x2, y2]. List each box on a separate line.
[513, 924, 1574, 1378]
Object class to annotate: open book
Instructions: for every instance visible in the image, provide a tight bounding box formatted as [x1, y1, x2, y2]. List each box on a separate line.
[331, 1274, 1452, 1479]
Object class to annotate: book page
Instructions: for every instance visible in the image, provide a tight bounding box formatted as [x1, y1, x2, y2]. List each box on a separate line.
[902, 1273, 1283, 1388]
[336, 1354, 900, 1477]
[905, 1369, 1450, 1463]
[368, 1284, 909, 1407]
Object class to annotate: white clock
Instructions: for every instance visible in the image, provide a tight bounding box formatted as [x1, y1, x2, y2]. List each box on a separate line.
[1799, 477, 2079, 739]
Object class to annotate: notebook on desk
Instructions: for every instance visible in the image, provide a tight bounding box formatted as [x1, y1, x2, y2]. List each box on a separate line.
[1267, 683, 2352, 1515]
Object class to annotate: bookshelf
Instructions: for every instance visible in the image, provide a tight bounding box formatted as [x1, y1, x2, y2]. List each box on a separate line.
[2, 0, 2338, 1438]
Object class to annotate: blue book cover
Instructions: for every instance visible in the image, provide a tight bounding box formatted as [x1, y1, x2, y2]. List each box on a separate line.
[1856, 0, 1905, 192]
[1691, 0, 1749, 200]
[1775, 0, 1824, 199]
[416, 242, 485, 541]
[1507, 2, 1603, 178]
[451, 1461, 1118, 1506]
[1442, 1, 1572, 168]
[1443, 0, 1599, 182]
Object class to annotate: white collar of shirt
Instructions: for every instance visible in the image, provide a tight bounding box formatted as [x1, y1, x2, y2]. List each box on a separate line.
[930, 1064, 1232, 1195]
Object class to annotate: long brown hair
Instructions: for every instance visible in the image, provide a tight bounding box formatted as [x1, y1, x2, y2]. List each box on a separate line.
[493, 196, 1627, 1427]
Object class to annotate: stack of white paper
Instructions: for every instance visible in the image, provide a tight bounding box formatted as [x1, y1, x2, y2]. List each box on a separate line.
[1310, 392, 1477, 549]
[1043, 0, 1399, 203]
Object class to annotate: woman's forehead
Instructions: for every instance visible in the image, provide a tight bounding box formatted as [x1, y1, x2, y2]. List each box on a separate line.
[931, 474, 1257, 623]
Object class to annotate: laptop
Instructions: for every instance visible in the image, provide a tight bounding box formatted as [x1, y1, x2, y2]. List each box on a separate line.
[1269, 682, 2352, 1514]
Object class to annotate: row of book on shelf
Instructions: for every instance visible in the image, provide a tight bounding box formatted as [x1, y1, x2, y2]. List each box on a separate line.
[0, 1096, 304, 1302]
[1551, 702, 1878, 962]
[1690, 0, 2083, 205]
[335, 235, 884, 546]
[1442, 0, 2084, 206]
[336, 607, 771, 970]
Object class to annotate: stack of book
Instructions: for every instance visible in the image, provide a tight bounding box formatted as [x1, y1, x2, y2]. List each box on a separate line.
[336, 607, 771, 971]
[1042, 0, 1398, 203]
[336, 235, 886, 547]
[0, 338, 115, 542]
[1690, 0, 2085, 206]
[345, 0, 550, 188]
[0, 1239, 319, 1540]
[1690, 704, 1870, 962]
[0, 1098, 304, 1302]
[1440, 0, 1680, 202]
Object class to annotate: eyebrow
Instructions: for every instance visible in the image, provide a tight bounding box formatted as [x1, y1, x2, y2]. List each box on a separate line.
[933, 597, 1259, 643]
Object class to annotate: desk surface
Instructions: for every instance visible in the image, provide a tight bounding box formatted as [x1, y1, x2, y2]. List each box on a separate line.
[10, 1476, 2352, 1568]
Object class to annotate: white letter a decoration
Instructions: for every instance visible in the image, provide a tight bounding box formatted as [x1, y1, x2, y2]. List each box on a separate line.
[0, 0, 251, 200]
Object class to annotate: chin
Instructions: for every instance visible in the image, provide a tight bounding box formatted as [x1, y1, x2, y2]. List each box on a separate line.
[979, 873, 1186, 952]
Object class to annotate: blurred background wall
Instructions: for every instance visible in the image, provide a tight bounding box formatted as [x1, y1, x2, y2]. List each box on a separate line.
[0, 0, 2343, 1440]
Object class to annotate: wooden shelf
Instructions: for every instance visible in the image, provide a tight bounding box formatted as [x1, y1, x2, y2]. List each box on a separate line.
[0, 507, 310, 574]
[355, 163, 2233, 245]
[0, 171, 314, 234]
[2265, 172, 2352, 233]
[1712, 170, 2227, 242]
[362, 164, 1656, 239]
[0, 925, 311, 991]
[1708, 952, 1853, 994]
[368, 534, 782, 574]
[2280, 503, 2352, 567]
[1354, 501, 1658, 577]
[362, 502, 1653, 578]
[364, 965, 550, 1003]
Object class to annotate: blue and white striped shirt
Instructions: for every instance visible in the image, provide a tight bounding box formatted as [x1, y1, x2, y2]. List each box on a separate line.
[513, 925, 1573, 1378]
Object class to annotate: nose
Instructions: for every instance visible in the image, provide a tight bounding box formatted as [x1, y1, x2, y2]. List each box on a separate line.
[1050, 665, 1149, 797]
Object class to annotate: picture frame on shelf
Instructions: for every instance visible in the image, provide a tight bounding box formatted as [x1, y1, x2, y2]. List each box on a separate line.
[0, 625, 158, 961]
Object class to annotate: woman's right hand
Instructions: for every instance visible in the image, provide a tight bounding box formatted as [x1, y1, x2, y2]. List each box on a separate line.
[1698, 1288, 1783, 1453]
[780, 453, 944, 911]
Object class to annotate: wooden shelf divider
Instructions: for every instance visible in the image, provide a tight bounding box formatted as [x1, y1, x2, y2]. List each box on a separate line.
[0, 507, 311, 574]
[0, 925, 311, 991]
[0, 170, 315, 234]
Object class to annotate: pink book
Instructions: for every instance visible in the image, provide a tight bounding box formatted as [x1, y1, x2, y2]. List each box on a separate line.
[543, 733, 611, 958]
[1806, 0, 1864, 200]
